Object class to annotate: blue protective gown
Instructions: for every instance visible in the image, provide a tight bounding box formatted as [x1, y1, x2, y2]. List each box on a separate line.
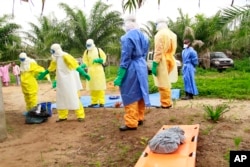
[119, 29, 150, 106]
[182, 47, 199, 95]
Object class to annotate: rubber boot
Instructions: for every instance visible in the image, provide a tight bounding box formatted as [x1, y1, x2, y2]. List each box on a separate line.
[182, 92, 193, 100]
[181, 92, 189, 100]
[188, 93, 194, 99]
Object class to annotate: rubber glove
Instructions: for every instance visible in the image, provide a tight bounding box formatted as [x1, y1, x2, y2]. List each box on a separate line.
[80, 63, 87, 69]
[80, 63, 88, 72]
[76, 66, 90, 80]
[152, 61, 159, 76]
[114, 67, 126, 86]
[93, 58, 103, 64]
[37, 69, 49, 80]
[52, 80, 57, 88]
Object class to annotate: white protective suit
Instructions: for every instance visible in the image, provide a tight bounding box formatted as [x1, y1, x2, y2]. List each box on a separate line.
[48, 43, 85, 120]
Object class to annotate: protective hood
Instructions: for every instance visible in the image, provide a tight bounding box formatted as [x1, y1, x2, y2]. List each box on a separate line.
[156, 18, 168, 31]
[19, 52, 27, 60]
[50, 43, 65, 57]
[19, 52, 35, 71]
[123, 14, 139, 32]
[86, 39, 95, 50]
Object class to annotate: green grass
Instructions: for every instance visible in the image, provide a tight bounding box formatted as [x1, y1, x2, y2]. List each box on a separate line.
[163, 58, 250, 100]
[104, 58, 250, 100]
[179, 69, 250, 100]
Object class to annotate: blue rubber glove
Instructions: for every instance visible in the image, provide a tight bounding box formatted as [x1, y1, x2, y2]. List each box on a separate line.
[37, 69, 49, 80]
[76, 66, 90, 80]
[93, 58, 103, 64]
[114, 67, 126, 86]
[52, 80, 57, 88]
[152, 61, 159, 76]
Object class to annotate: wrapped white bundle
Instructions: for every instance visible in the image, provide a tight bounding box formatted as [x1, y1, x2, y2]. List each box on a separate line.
[148, 126, 185, 154]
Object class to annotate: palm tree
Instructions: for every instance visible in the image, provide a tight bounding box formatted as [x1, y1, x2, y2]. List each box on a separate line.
[218, 5, 250, 55]
[23, 15, 67, 58]
[22, 1, 124, 60]
[0, 14, 21, 61]
[168, 8, 193, 53]
[58, 1, 124, 58]
[141, 21, 157, 50]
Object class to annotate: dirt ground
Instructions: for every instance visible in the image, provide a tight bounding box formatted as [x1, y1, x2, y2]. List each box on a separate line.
[0, 82, 250, 167]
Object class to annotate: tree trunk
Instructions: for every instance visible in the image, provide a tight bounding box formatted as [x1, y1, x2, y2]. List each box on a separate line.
[0, 79, 7, 142]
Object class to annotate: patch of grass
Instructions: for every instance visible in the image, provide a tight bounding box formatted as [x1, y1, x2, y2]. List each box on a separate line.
[244, 128, 250, 133]
[6, 125, 14, 133]
[203, 104, 230, 122]
[223, 149, 230, 162]
[234, 137, 242, 150]
[169, 116, 177, 122]
[140, 137, 149, 146]
[105, 61, 250, 100]
[117, 143, 131, 158]
[201, 125, 214, 135]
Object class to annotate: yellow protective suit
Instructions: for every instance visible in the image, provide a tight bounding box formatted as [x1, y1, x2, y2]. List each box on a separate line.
[82, 47, 106, 105]
[19, 53, 45, 111]
[153, 26, 178, 107]
[48, 45, 85, 120]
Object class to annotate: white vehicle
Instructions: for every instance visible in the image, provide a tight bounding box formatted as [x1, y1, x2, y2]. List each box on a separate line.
[146, 51, 182, 75]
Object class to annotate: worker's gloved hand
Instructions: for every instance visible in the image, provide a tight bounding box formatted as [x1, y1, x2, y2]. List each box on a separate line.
[93, 58, 103, 64]
[37, 69, 49, 80]
[76, 66, 90, 80]
[152, 61, 159, 76]
[80, 63, 88, 73]
[52, 80, 57, 88]
[114, 67, 126, 86]
[80, 63, 87, 69]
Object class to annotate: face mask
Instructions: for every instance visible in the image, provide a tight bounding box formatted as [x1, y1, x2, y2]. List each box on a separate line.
[183, 44, 188, 48]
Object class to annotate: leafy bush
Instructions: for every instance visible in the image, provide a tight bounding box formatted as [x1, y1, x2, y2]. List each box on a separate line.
[203, 104, 230, 122]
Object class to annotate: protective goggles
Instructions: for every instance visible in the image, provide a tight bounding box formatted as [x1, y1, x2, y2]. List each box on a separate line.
[50, 49, 55, 54]
[19, 58, 25, 62]
[86, 44, 92, 48]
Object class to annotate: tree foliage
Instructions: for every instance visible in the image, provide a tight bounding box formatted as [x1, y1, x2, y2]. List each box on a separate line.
[0, 15, 21, 61]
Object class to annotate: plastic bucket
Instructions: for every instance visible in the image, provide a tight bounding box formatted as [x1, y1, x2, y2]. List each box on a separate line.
[171, 89, 180, 100]
[40, 102, 52, 116]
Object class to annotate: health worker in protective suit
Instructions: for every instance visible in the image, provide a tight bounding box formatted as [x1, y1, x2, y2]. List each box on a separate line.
[82, 39, 107, 107]
[152, 18, 178, 109]
[181, 38, 198, 100]
[114, 15, 150, 131]
[37, 43, 90, 122]
[19, 52, 45, 111]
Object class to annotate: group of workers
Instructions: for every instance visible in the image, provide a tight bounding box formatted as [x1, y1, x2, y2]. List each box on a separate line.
[18, 15, 198, 131]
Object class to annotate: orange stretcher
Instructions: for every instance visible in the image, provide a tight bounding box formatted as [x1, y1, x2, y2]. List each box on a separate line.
[135, 124, 200, 167]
